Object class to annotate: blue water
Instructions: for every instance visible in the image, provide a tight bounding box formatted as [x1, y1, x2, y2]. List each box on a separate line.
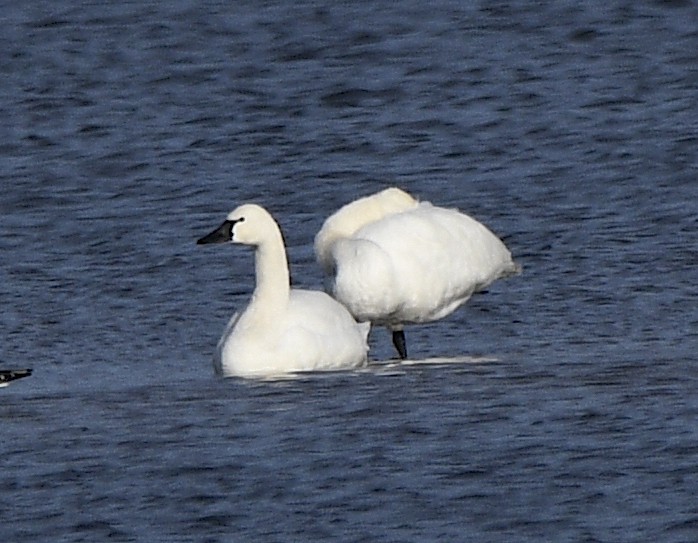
[1, 1, 697, 541]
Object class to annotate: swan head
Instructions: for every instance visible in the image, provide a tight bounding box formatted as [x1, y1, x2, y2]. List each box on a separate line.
[197, 204, 279, 247]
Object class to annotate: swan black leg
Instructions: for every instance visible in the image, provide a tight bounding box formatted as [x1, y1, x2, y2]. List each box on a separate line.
[392, 330, 408, 360]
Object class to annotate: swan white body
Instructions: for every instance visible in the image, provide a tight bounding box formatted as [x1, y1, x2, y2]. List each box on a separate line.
[198, 204, 369, 378]
[315, 188, 520, 358]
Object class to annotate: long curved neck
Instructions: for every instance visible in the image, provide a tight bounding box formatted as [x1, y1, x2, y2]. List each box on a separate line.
[249, 228, 290, 313]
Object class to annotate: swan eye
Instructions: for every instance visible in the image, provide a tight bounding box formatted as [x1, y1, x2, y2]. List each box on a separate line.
[229, 216, 245, 239]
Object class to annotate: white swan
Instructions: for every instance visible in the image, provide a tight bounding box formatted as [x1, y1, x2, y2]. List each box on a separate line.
[315, 188, 520, 359]
[197, 204, 369, 378]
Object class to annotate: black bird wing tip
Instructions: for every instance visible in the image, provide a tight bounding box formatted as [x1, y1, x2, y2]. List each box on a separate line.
[0, 368, 33, 384]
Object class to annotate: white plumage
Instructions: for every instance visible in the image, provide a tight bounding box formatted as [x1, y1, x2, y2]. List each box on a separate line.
[198, 204, 369, 378]
[315, 188, 520, 358]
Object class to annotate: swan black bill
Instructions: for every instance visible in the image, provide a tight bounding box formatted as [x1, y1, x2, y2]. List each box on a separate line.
[392, 330, 408, 360]
[197, 220, 234, 245]
[0, 368, 33, 386]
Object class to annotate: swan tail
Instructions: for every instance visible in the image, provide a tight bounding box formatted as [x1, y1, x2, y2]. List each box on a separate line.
[503, 260, 523, 278]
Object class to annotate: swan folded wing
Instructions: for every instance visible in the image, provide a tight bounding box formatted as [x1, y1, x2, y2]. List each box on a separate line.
[352, 205, 516, 323]
[277, 325, 361, 372]
[278, 290, 369, 371]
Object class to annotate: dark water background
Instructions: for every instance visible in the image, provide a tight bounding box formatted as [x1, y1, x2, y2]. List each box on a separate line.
[1, 1, 697, 541]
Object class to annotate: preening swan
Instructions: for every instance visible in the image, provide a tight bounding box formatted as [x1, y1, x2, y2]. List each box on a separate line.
[315, 188, 520, 359]
[198, 204, 369, 378]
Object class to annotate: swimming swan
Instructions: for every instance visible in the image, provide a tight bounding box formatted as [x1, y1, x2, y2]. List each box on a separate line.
[197, 204, 369, 378]
[315, 188, 520, 359]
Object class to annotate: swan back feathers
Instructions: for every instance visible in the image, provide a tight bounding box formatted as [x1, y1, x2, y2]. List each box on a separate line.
[315, 187, 418, 273]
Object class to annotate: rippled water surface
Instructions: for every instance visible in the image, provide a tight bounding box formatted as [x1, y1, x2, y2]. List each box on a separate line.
[1, 1, 697, 541]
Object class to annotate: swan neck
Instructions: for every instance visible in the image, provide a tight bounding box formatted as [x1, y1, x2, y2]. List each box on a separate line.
[251, 232, 290, 310]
